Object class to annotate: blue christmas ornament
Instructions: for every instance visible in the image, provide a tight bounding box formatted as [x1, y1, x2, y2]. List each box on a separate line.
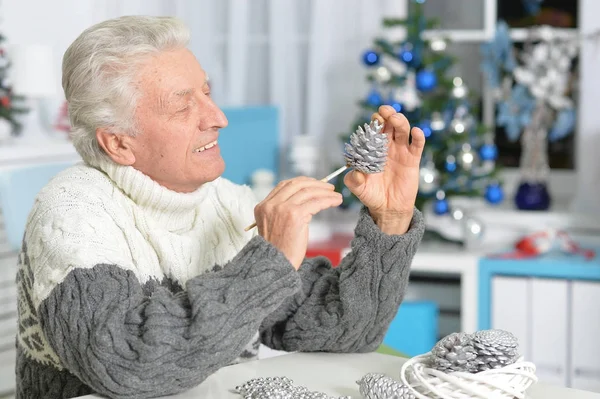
[416, 69, 437, 92]
[366, 89, 383, 107]
[479, 143, 498, 161]
[400, 49, 414, 64]
[362, 50, 380, 66]
[388, 99, 403, 112]
[445, 156, 457, 172]
[485, 183, 504, 204]
[418, 121, 432, 138]
[434, 199, 449, 215]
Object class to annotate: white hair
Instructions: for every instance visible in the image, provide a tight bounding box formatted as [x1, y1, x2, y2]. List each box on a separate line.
[62, 15, 190, 165]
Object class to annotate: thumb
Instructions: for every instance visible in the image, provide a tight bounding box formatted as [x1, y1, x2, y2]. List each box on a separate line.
[343, 169, 366, 195]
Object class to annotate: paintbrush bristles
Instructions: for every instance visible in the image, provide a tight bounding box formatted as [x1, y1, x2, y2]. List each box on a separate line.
[343, 119, 388, 174]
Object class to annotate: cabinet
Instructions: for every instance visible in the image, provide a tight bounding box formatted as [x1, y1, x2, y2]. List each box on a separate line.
[480, 255, 600, 391]
[571, 281, 600, 391]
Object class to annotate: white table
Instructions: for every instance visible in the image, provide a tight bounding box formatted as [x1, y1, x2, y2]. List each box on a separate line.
[78, 352, 600, 398]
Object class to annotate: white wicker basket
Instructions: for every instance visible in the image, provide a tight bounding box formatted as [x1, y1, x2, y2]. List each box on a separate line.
[399, 353, 538, 399]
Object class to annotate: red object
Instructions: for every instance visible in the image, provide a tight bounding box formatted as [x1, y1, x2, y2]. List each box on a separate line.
[0, 96, 10, 107]
[490, 229, 595, 260]
[54, 101, 70, 132]
[306, 233, 353, 267]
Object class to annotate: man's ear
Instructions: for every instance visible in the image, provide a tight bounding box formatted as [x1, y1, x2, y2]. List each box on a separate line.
[96, 128, 136, 165]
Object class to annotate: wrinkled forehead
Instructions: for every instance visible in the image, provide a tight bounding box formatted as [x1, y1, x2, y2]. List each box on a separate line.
[134, 49, 209, 108]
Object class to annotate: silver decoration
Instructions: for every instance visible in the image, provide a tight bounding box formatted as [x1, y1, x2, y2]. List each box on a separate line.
[419, 163, 440, 194]
[357, 373, 415, 399]
[429, 329, 519, 374]
[344, 119, 388, 174]
[450, 117, 466, 134]
[451, 207, 465, 222]
[383, 56, 407, 76]
[374, 66, 392, 83]
[451, 77, 469, 99]
[463, 216, 485, 247]
[519, 103, 551, 183]
[429, 37, 448, 53]
[395, 71, 422, 111]
[471, 329, 519, 371]
[430, 112, 446, 131]
[458, 143, 477, 171]
[430, 332, 479, 373]
[234, 376, 350, 399]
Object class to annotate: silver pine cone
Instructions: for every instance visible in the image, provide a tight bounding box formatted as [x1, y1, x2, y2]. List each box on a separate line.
[234, 376, 351, 399]
[471, 329, 519, 371]
[430, 332, 479, 373]
[357, 373, 415, 399]
[343, 119, 388, 174]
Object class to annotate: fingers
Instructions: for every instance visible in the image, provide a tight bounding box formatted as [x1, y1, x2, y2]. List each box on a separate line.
[260, 176, 320, 203]
[295, 193, 343, 220]
[409, 126, 426, 154]
[263, 177, 336, 205]
[373, 106, 411, 143]
[288, 187, 342, 206]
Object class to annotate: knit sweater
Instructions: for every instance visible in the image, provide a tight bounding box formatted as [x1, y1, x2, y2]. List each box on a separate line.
[15, 160, 425, 399]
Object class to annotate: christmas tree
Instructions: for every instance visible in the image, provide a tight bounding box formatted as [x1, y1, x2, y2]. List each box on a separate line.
[334, 0, 504, 215]
[0, 33, 28, 136]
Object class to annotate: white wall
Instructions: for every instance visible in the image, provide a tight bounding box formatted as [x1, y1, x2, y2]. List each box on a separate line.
[571, 0, 600, 215]
[0, 0, 173, 100]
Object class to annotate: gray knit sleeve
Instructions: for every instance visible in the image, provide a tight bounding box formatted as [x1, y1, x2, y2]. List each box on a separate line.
[260, 207, 425, 353]
[37, 236, 301, 399]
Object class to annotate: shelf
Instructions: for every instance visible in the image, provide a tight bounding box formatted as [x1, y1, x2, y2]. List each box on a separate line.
[0, 137, 80, 168]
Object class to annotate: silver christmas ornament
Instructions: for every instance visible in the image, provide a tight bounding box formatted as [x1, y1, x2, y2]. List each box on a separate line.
[430, 112, 446, 131]
[344, 119, 388, 173]
[463, 216, 485, 247]
[374, 66, 392, 83]
[451, 207, 465, 222]
[234, 376, 350, 399]
[429, 37, 448, 53]
[430, 332, 479, 373]
[450, 117, 466, 134]
[419, 163, 440, 194]
[357, 373, 415, 399]
[451, 77, 469, 99]
[471, 329, 519, 371]
[458, 143, 477, 171]
[383, 56, 407, 76]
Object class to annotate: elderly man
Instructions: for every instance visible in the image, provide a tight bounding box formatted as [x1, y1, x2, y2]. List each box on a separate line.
[15, 15, 425, 399]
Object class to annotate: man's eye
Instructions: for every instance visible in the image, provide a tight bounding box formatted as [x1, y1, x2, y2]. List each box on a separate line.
[205, 91, 211, 98]
[178, 106, 189, 113]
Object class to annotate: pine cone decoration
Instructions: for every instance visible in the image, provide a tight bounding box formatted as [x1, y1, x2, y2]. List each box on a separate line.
[343, 120, 388, 174]
[430, 332, 479, 373]
[471, 329, 519, 371]
[357, 373, 415, 399]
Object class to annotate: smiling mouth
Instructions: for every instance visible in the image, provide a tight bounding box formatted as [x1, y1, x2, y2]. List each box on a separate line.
[194, 140, 218, 153]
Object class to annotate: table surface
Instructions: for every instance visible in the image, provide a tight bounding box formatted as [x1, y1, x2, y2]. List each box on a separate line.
[78, 352, 600, 398]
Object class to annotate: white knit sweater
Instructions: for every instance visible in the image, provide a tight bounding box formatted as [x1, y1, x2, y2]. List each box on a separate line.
[24, 160, 258, 310]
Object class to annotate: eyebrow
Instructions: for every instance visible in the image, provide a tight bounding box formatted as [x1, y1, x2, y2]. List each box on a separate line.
[173, 88, 196, 98]
[158, 79, 210, 112]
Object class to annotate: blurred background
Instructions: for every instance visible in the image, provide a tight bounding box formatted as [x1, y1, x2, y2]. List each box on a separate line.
[0, 0, 599, 397]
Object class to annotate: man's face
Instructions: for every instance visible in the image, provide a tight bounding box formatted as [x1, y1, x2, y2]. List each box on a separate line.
[128, 48, 228, 193]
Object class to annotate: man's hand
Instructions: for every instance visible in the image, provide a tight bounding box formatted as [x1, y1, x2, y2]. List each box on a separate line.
[344, 105, 425, 235]
[254, 177, 343, 270]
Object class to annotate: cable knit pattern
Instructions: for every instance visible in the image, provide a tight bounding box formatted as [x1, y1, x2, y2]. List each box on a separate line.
[35, 239, 300, 399]
[15, 160, 425, 399]
[260, 207, 424, 353]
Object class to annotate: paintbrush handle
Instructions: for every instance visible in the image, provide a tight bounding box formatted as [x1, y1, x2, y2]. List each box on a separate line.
[244, 164, 350, 232]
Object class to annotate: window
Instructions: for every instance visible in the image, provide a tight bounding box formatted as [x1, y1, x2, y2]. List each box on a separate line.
[420, 0, 580, 200]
